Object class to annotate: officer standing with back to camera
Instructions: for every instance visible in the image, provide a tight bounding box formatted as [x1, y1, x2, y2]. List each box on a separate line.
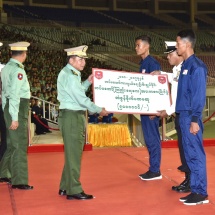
[57, 45, 108, 200]
[0, 42, 33, 190]
[152, 41, 191, 193]
[0, 42, 7, 162]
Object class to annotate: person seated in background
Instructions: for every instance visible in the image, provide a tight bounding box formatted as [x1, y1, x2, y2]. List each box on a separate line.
[30, 98, 51, 135]
[102, 113, 113, 123]
[43, 92, 49, 100]
[88, 113, 99, 123]
[30, 82, 37, 93]
[36, 91, 44, 100]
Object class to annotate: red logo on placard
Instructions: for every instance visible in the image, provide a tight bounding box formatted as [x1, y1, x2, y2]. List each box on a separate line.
[95, 71, 103, 79]
[158, 76, 166, 84]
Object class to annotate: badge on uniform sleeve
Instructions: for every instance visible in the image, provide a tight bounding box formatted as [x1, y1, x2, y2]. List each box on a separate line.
[18, 73, 23, 80]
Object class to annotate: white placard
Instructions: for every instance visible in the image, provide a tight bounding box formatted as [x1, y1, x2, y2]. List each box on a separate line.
[92, 68, 171, 114]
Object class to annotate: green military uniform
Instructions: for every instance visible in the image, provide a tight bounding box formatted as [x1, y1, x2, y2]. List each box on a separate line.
[57, 63, 101, 195]
[0, 58, 30, 185]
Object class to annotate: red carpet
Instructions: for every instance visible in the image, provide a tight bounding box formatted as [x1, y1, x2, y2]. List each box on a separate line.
[28, 143, 93, 153]
[28, 139, 215, 153]
[162, 139, 215, 148]
[1, 147, 215, 215]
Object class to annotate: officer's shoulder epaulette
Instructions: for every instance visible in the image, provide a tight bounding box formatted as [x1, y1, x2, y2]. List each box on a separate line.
[71, 70, 78, 76]
[16, 63, 24, 69]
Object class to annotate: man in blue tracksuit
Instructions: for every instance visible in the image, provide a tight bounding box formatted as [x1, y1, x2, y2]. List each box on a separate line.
[135, 35, 162, 180]
[152, 41, 191, 192]
[175, 29, 209, 205]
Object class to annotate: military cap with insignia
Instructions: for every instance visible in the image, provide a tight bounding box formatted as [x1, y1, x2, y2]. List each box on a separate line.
[164, 41, 176, 54]
[64, 45, 88, 58]
[9, 41, 30, 51]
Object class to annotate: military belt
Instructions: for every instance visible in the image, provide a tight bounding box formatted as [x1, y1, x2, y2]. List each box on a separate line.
[60, 109, 86, 114]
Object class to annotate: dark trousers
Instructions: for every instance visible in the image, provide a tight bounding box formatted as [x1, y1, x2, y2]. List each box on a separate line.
[175, 114, 190, 173]
[179, 111, 207, 196]
[0, 104, 7, 161]
[141, 115, 161, 173]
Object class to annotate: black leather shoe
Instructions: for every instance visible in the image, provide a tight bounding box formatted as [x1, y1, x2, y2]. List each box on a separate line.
[176, 185, 191, 193]
[0, 177, 11, 184]
[12, 185, 33, 190]
[67, 192, 93, 200]
[172, 185, 179, 191]
[59, 189, 66, 196]
[172, 184, 191, 192]
[172, 172, 190, 193]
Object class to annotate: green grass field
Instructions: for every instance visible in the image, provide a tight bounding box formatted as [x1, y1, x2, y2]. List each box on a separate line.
[170, 120, 215, 140]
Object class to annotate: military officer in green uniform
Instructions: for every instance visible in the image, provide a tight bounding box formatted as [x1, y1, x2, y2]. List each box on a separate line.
[0, 42, 33, 190]
[57, 45, 108, 200]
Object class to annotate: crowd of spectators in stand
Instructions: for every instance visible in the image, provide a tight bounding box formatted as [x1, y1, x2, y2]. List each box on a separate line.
[200, 44, 215, 52]
[0, 26, 119, 127]
[89, 38, 107, 47]
[1, 26, 214, 127]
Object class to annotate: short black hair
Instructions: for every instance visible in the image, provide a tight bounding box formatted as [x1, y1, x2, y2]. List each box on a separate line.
[11, 50, 26, 57]
[135, 35, 151, 45]
[177, 29, 196, 48]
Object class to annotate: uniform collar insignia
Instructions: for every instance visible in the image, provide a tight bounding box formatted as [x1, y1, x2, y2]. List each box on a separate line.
[71, 70, 78, 76]
[16, 63, 24, 69]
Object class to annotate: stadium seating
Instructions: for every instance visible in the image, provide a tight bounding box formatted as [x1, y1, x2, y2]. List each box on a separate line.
[1, 4, 214, 87]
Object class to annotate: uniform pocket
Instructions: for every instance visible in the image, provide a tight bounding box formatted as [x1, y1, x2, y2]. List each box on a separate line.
[18, 99, 30, 119]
